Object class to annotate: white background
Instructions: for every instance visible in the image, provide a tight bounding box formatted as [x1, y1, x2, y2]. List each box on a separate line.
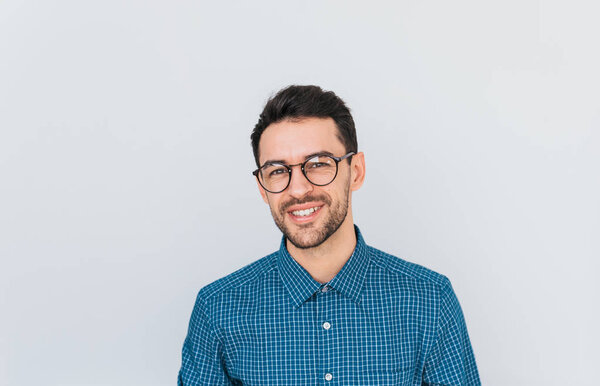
[1, 1, 598, 385]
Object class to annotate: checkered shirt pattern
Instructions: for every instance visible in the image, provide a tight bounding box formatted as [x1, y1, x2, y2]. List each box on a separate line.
[179, 226, 480, 385]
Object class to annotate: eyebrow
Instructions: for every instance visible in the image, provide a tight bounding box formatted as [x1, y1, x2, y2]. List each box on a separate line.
[261, 150, 335, 167]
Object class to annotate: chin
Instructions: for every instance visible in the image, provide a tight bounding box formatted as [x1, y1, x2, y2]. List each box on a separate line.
[287, 232, 327, 249]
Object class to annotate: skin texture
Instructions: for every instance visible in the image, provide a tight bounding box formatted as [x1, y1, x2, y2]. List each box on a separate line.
[257, 117, 366, 283]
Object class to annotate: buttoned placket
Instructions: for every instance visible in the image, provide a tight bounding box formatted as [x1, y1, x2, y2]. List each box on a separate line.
[317, 284, 335, 384]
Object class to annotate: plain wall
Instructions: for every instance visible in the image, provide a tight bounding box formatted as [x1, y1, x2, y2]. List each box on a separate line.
[1, 1, 598, 385]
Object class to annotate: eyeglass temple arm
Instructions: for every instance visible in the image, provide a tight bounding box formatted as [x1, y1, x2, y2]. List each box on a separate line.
[333, 151, 356, 162]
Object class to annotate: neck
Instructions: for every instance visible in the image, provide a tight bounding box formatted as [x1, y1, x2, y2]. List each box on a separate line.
[286, 213, 357, 284]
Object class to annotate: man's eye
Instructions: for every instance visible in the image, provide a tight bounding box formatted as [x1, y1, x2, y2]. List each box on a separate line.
[269, 168, 287, 177]
[308, 162, 329, 169]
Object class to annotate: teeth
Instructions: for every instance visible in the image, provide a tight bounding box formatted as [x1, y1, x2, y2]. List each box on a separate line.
[291, 206, 320, 217]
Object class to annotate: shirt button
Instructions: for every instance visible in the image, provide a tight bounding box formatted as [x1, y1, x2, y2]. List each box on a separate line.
[324, 373, 333, 381]
[322, 321, 331, 330]
[321, 285, 330, 293]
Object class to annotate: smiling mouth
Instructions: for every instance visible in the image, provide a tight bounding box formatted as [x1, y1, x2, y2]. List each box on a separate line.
[290, 206, 322, 217]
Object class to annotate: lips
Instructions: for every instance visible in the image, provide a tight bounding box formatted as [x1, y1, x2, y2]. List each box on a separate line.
[281, 194, 331, 224]
[286, 203, 324, 223]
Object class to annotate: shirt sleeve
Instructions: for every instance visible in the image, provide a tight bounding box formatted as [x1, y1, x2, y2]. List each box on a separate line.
[178, 295, 233, 386]
[423, 278, 480, 386]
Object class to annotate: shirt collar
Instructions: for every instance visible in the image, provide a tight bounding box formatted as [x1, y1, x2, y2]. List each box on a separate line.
[277, 225, 370, 308]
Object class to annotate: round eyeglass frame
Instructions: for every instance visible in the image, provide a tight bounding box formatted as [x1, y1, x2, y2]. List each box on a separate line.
[252, 152, 355, 193]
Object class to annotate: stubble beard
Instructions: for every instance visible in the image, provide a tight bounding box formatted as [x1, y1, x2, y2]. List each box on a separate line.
[269, 183, 350, 250]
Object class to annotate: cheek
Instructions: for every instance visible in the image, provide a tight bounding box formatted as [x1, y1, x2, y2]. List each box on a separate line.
[266, 195, 283, 212]
[330, 177, 351, 198]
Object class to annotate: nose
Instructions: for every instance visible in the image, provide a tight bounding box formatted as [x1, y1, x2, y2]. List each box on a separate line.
[286, 165, 313, 198]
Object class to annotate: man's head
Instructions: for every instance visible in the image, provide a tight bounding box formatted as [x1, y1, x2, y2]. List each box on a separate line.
[251, 86, 365, 250]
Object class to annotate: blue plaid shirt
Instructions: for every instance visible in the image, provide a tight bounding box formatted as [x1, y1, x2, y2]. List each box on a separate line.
[179, 226, 480, 385]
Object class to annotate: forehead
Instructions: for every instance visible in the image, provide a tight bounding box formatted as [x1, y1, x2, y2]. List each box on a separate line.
[258, 117, 346, 164]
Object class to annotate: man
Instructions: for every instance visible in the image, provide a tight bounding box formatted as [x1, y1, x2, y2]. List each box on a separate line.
[179, 85, 480, 385]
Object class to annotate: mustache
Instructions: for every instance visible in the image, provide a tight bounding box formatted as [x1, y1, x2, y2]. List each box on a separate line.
[280, 194, 332, 212]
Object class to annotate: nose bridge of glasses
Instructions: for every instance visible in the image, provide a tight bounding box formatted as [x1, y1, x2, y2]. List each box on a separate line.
[287, 161, 311, 185]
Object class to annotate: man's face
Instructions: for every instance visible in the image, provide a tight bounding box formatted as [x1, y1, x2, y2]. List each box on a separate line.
[257, 117, 353, 249]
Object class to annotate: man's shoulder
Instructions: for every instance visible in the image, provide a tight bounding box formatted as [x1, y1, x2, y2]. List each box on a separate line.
[196, 251, 278, 303]
[367, 245, 452, 290]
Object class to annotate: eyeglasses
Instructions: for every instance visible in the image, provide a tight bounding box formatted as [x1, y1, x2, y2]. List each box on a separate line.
[252, 152, 355, 193]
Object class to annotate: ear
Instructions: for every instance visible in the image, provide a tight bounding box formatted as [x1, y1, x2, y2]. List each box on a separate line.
[350, 152, 366, 192]
[256, 177, 269, 204]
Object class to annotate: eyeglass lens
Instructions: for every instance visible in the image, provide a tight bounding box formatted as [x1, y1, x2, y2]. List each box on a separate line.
[259, 155, 338, 192]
